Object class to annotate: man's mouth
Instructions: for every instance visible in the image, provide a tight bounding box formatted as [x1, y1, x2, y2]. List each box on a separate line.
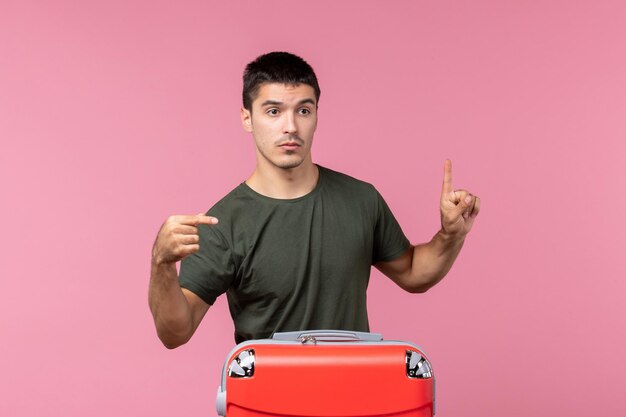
[279, 142, 301, 151]
[277, 136, 303, 150]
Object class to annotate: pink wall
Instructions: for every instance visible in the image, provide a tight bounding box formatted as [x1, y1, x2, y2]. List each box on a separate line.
[2, 1, 625, 415]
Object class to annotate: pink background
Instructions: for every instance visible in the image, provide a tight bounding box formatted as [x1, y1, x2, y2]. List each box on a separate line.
[2, 1, 625, 416]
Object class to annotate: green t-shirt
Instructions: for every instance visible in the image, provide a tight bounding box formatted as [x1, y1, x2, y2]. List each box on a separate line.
[179, 165, 410, 343]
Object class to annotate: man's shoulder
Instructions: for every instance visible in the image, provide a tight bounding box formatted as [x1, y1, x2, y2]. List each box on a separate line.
[196, 183, 261, 246]
[204, 183, 253, 219]
[319, 165, 377, 196]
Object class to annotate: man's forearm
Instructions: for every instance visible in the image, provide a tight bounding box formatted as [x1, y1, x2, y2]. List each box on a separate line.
[148, 262, 195, 348]
[408, 229, 466, 292]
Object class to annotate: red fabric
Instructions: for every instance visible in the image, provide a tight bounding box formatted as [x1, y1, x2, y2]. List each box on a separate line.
[226, 344, 434, 416]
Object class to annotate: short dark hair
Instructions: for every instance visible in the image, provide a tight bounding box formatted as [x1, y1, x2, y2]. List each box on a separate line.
[242, 51, 321, 111]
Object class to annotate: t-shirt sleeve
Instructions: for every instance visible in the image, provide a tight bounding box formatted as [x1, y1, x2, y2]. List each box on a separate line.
[372, 189, 411, 263]
[178, 224, 236, 306]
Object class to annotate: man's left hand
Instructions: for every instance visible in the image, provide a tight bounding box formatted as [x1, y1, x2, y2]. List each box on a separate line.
[439, 159, 480, 238]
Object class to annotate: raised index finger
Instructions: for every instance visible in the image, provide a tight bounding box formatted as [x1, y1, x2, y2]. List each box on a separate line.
[442, 159, 453, 194]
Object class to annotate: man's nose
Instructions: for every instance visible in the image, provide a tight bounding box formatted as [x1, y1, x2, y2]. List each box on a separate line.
[283, 112, 297, 134]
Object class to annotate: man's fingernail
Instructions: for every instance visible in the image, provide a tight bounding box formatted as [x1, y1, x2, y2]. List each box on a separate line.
[465, 196, 472, 204]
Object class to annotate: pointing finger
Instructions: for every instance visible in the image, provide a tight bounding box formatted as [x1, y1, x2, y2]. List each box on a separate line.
[442, 159, 453, 195]
[172, 214, 219, 226]
[194, 214, 219, 225]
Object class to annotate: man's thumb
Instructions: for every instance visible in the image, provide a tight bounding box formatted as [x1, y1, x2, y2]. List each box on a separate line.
[455, 195, 472, 215]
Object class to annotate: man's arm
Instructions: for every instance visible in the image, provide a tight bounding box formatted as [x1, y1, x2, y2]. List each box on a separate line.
[376, 160, 480, 293]
[148, 214, 217, 349]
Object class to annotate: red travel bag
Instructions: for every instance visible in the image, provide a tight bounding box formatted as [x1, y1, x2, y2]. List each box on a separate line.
[216, 330, 435, 417]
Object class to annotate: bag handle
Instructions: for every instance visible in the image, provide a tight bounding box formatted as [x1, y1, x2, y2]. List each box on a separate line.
[271, 330, 383, 343]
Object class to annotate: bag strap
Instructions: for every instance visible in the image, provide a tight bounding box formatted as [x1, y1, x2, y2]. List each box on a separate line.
[271, 330, 383, 343]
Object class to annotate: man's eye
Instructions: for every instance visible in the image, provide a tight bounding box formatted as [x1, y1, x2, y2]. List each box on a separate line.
[298, 108, 311, 115]
[267, 109, 279, 116]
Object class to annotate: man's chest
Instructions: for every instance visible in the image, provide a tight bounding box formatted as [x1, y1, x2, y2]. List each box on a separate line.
[230, 199, 376, 301]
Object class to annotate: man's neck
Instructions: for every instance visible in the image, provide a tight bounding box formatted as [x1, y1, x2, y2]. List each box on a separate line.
[246, 161, 319, 199]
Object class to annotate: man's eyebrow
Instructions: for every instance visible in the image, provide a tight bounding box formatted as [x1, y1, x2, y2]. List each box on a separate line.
[297, 98, 316, 106]
[260, 98, 316, 107]
[260, 100, 283, 107]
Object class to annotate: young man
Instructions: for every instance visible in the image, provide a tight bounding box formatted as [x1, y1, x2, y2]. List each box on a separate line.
[149, 52, 480, 347]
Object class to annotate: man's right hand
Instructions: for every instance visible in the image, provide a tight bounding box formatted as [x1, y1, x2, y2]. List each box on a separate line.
[151, 214, 219, 266]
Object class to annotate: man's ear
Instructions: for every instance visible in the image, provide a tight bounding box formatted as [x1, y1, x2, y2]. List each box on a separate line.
[241, 107, 252, 132]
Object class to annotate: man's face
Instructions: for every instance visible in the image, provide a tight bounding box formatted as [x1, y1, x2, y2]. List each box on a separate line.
[241, 83, 318, 170]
